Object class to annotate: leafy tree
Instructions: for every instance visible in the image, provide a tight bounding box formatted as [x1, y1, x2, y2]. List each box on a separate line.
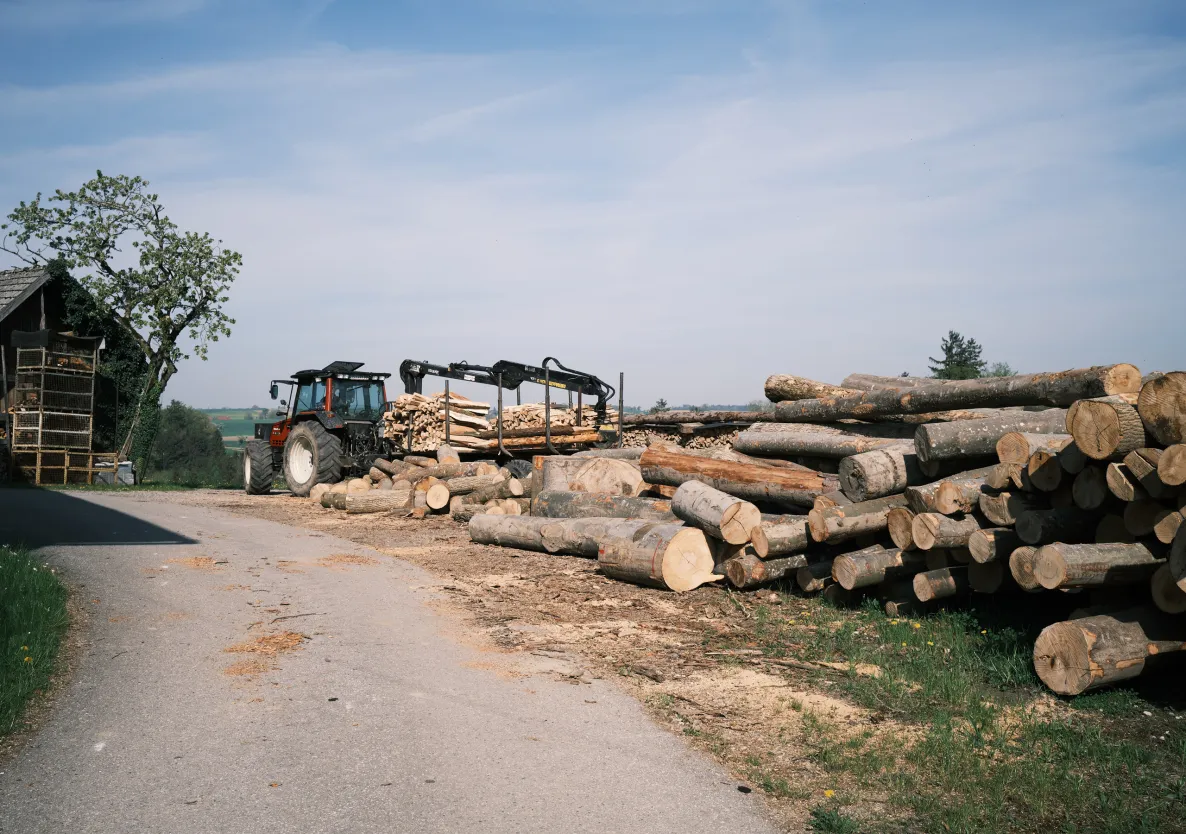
[928, 331, 986, 380]
[146, 400, 239, 486]
[1, 172, 240, 466]
[649, 398, 670, 414]
[985, 361, 1015, 377]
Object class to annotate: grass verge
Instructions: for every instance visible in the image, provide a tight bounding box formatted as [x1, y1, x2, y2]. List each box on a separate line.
[0, 544, 69, 737]
[709, 592, 1186, 834]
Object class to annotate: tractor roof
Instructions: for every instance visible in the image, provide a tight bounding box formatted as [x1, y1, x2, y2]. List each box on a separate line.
[291, 361, 390, 381]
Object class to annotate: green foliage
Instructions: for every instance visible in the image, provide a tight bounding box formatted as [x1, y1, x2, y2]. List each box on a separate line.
[985, 361, 1015, 377]
[0, 545, 69, 736]
[144, 400, 239, 487]
[809, 808, 861, 834]
[649, 398, 670, 414]
[1, 171, 240, 462]
[928, 331, 986, 379]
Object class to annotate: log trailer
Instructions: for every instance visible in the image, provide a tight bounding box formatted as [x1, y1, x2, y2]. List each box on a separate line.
[398, 356, 624, 457]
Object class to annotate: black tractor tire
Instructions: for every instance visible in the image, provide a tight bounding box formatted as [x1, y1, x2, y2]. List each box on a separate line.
[243, 440, 275, 495]
[283, 422, 342, 497]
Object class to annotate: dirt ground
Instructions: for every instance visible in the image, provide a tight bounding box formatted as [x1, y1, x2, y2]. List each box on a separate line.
[167, 489, 873, 832]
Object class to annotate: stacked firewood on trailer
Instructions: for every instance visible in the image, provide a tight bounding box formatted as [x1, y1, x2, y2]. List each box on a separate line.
[464, 365, 1186, 696]
[383, 392, 615, 453]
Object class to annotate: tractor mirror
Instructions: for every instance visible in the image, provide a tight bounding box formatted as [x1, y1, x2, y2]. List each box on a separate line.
[280, 399, 287, 406]
[270, 383, 279, 400]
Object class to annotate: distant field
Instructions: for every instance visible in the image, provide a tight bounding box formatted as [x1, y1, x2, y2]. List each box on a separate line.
[200, 408, 273, 449]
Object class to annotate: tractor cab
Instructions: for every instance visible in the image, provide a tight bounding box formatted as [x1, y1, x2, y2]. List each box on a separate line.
[244, 361, 391, 497]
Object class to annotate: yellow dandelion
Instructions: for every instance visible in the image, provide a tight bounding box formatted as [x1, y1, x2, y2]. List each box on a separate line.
[927, 641, 934, 646]
[901, 642, 907, 647]
[824, 789, 835, 798]
[24, 657, 32, 663]
[912, 623, 921, 629]
[21, 645, 28, 650]
[981, 630, 987, 635]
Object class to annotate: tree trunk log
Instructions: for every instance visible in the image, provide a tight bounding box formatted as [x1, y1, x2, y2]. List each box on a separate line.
[724, 552, 808, 589]
[807, 494, 908, 544]
[968, 527, 1025, 564]
[1058, 442, 1088, 475]
[832, 545, 927, 590]
[996, 432, 1073, 465]
[759, 516, 810, 557]
[1095, 513, 1135, 544]
[343, 489, 414, 514]
[914, 409, 1069, 464]
[529, 518, 680, 558]
[596, 523, 718, 592]
[444, 473, 507, 496]
[623, 410, 764, 426]
[775, 366, 1140, 423]
[913, 567, 969, 602]
[1027, 450, 1065, 492]
[763, 374, 860, 403]
[968, 560, 1008, 593]
[796, 560, 834, 592]
[934, 473, 992, 515]
[911, 513, 987, 550]
[1015, 507, 1097, 545]
[1105, 463, 1145, 503]
[469, 515, 553, 551]
[1071, 466, 1109, 510]
[1067, 395, 1146, 460]
[571, 447, 646, 460]
[814, 491, 853, 510]
[639, 445, 838, 509]
[1123, 499, 1165, 537]
[468, 477, 525, 505]
[1137, 371, 1186, 446]
[1008, 546, 1041, 590]
[842, 373, 941, 391]
[451, 502, 486, 523]
[904, 466, 997, 514]
[1154, 510, 1183, 546]
[425, 483, 450, 511]
[1033, 542, 1163, 589]
[838, 447, 927, 502]
[532, 490, 677, 521]
[672, 480, 762, 545]
[1157, 444, 1186, 487]
[734, 429, 912, 459]
[887, 507, 917, 551]
[1033, 608, 1186, 695]
[436, 444, 461, 465]
[1123, 449, 1176, 500]
[1151, 564, 1186, 614]
[978, 492, 1044, 527]
[985, 462, 1031, 492]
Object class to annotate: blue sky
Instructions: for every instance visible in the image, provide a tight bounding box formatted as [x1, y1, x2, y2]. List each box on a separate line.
[1, 0, 1184, 408]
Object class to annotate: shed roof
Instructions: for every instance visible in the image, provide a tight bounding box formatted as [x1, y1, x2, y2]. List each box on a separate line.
[0, 265, 51, 322]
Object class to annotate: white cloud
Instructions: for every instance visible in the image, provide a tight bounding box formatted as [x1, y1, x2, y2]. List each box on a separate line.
[1, 35, 1184, 408]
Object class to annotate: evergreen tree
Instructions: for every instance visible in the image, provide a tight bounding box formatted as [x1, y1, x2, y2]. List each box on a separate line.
[928, 331, 986, 379]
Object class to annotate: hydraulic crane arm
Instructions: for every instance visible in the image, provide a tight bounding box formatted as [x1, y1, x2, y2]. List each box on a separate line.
[399, 357, 615, 417]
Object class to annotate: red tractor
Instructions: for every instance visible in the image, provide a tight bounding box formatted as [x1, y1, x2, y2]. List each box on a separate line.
[243, 361, 391, 497]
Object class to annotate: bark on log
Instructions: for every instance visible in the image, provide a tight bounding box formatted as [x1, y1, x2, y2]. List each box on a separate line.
[1137, 371, 1186, 446]
[838, 447, 927, 502]
[1058, 442, 1088, 475]
[918, 456, 995, 479]
[1122, 449, 1176, 500]
[887, 507, 917, 551]
[571, 447, 646, 460]
[403, 455, 437, 467]
[968, 560, 1008, 593]
[775, 366, 1140, 423]
[310, 483, 330, 504]
[1033, 542, 1164, 589]
[832, 545, 927, 590]
[532, 490, 677, 521]
[1157, 444, 1186, 487]
[968, 527, 1025, 564]
[1009, 546, 1041, 590]
[1105, 463, 1145, 503]
[1071, 466, 1110, 511]
[841, 373, 940, 391]
[807, 494, 908, 544]
[985, 462, 1031, 492]
[596, 523, 719, 592]
[530, 518, 680, 559]
[468, 477, 525, 505]
[759, 516, 810, 557]
[914, 409, 1069, 464]
[996, 432, 1073, 465]
[1033, 608, 1186, 695]
[639, 445, 838, 509]
[1015, 507, 1096, 545]
[622, 410, 765, 426]
[562, 457, 645, 496]
[1027, 450, 1064, 492]
[814, 491, 853, 510]
[1067, 395, 1146, 460]
[724, 552, 809, 589]
[935, 473, 992, 515]
[468, 515, 553, 551]
[373, 457, 416, 479]
[1151, 564, 1186, 614]
[978, 492, 1044, 527]
[1172, 526, 1186, 592]
[672, 480, 762, 545]
[1123, 499, 1165, 537]
[407, 462, 488, 484]
[444, 473, 506, 497]
[343, 489, 414, 514]
[911, 513, 987, 550]
[734, 429, 911, 459]
[913, 567, 969, 602]
[904, 466, 997, 514]
[796, 560, 834, 592]
[763, 374, 860, 403]
[436, 444, 461, 465]
[451, 502, 486, 523]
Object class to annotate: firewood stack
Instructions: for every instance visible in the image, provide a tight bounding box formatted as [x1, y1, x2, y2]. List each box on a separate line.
[464, 365, 1186, 697]
[383, 393, 492, 451]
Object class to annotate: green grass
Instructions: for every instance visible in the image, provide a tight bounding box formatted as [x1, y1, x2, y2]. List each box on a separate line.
[710, 593, 1186, 834]
[0, 544, 69, 736]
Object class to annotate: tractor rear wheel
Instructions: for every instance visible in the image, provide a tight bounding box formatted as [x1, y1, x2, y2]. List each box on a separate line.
[283, 422, 342, 496]
[243, 440, 275, 495]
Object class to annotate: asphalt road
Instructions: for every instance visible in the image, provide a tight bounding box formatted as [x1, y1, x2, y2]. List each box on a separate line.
[0, 489, 776, 834]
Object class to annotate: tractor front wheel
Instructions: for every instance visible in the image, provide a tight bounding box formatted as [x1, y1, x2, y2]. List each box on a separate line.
[243, 440, 275, 495]
[283, 422, 342, 496]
